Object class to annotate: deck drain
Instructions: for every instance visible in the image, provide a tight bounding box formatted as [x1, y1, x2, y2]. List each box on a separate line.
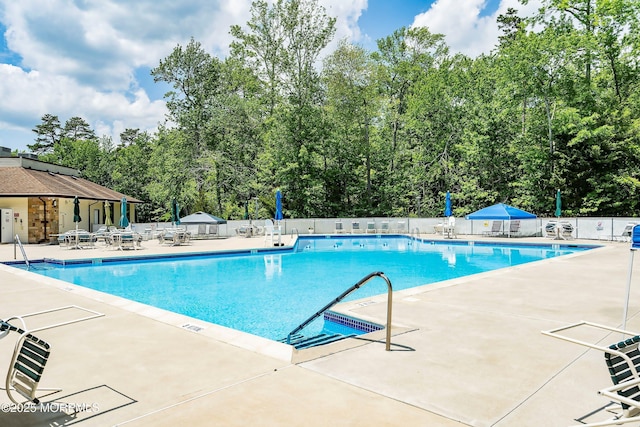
[181, 323, 204, 332]
[356, 300, 376, 307]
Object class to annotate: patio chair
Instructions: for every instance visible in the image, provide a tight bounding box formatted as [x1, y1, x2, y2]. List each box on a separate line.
[264, 219, 282, 246]
[380, 221, 390, 233]
[335, 221, 345, 234]
[483, 221, 502, 237]
[543, 321, 640, 426]
[614, 223, 637, 242]
[1, 321, 56, 404]
[394, 220, 406, 234]
[509, 220, 521, 236]
[366, 221, 376, 234]
[114, 231, 142, 250]
[351, 221, 361, 234]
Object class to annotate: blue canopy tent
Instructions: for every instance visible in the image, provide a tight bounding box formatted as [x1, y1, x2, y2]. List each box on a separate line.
[466, 203, 536, 237]
[179, 211, 227, 225]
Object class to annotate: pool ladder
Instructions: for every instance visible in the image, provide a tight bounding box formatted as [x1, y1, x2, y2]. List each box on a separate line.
[285, 271, 393, 351]
[14, 234, 30, 269]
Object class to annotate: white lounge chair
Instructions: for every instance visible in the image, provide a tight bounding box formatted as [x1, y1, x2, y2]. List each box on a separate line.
[264, 219, 282, 246]
[1, 323, 54, 404]
[614, 223, 637, 242]
[351, 221, 361, 234]
[366, 221, 376, 234]
[335, 221, 345, 234]
[1, 306, 103, 404]
[545, 220, 574, 240]
[380, 221, 389, 233]
[543, 322, 640, 427]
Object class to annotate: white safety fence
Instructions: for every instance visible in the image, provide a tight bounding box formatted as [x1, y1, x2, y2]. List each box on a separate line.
[112, 217, 639, 241]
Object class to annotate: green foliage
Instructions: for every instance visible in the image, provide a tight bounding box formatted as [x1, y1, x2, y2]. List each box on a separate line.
[28, 0, 640, 219]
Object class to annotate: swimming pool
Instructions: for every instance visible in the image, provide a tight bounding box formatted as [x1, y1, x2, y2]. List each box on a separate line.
[11, 236, 594, 341]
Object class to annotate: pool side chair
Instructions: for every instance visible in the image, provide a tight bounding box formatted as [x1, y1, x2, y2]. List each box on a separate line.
[543, 321, 640, 427]
[394, 220, 406, 234]
[483, 221, 502, 237]
[614, 223, 637, 242]
[335, 221, 345, 234]
[264, 219, 282, 246]
[509, 220, 521, 237]
[351, 221, 361, 234]
[366, 221, 376, 234]
[380, 221, 389, 234]
[1, 320, 58, 405]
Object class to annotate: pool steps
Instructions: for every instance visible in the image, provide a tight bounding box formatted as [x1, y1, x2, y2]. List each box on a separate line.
[280, 332, 356, 350]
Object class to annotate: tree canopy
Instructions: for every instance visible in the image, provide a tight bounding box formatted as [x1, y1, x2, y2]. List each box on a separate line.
[28, 0, 640, 221]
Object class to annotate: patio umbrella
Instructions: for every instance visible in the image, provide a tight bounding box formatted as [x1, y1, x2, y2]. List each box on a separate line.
[172, 199, 180, 226]
[119, 197, 129, 228]
[73, 196, 81, 225]
[104, 200, 112, 226]
[275, 190, 283, 221]
[444, 191, 452, 217]
[73, 196, 81, 249]
[555, 189, 562, 218]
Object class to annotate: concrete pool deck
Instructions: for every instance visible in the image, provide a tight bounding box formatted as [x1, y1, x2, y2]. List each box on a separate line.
[0, 233, 638, 426]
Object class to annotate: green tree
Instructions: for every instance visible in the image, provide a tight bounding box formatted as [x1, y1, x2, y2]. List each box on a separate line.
[29, 114, 62, 154]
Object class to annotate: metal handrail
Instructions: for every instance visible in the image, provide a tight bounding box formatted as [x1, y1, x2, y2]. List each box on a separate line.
[14, 234, 29, 269]
[286, 271, 393, 351]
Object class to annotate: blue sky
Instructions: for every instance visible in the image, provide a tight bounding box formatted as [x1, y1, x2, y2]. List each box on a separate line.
[0, 0, 539, 152]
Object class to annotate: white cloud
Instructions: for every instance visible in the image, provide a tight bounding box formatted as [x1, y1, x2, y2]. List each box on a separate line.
[412, 0, 542, 57]
[0, 0, 369, 151]
[0, 0, 541, 152]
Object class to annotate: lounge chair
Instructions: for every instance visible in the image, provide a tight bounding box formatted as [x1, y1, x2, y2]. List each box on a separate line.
[543, 321, 640, 427]
[158, 229, 191, 246]
[508, 220, 521, 237]
[366, 221, 376, 234]
[483, 221, 502, 237]
[0, 306, 103, 405]
[394, 220, 406, 234]
[615, 223, 637, 242]
[113, 231, 142, 250]
[380, 221, 389, 233]
[545, 220, 574, 240]
[264, 219, 282, 246]
[335, 221, 345, 234]
[351, 221, 361, 234]
[1, 321, 55, 404]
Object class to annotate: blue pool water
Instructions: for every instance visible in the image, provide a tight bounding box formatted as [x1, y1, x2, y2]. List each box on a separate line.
[15, 236, 593, 341]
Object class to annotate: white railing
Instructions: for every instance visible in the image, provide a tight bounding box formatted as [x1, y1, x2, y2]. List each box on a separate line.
[14, 234, 29, 268]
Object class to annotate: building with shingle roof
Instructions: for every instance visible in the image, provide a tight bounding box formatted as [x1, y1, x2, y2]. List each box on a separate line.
[0, 152, 142, 243]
